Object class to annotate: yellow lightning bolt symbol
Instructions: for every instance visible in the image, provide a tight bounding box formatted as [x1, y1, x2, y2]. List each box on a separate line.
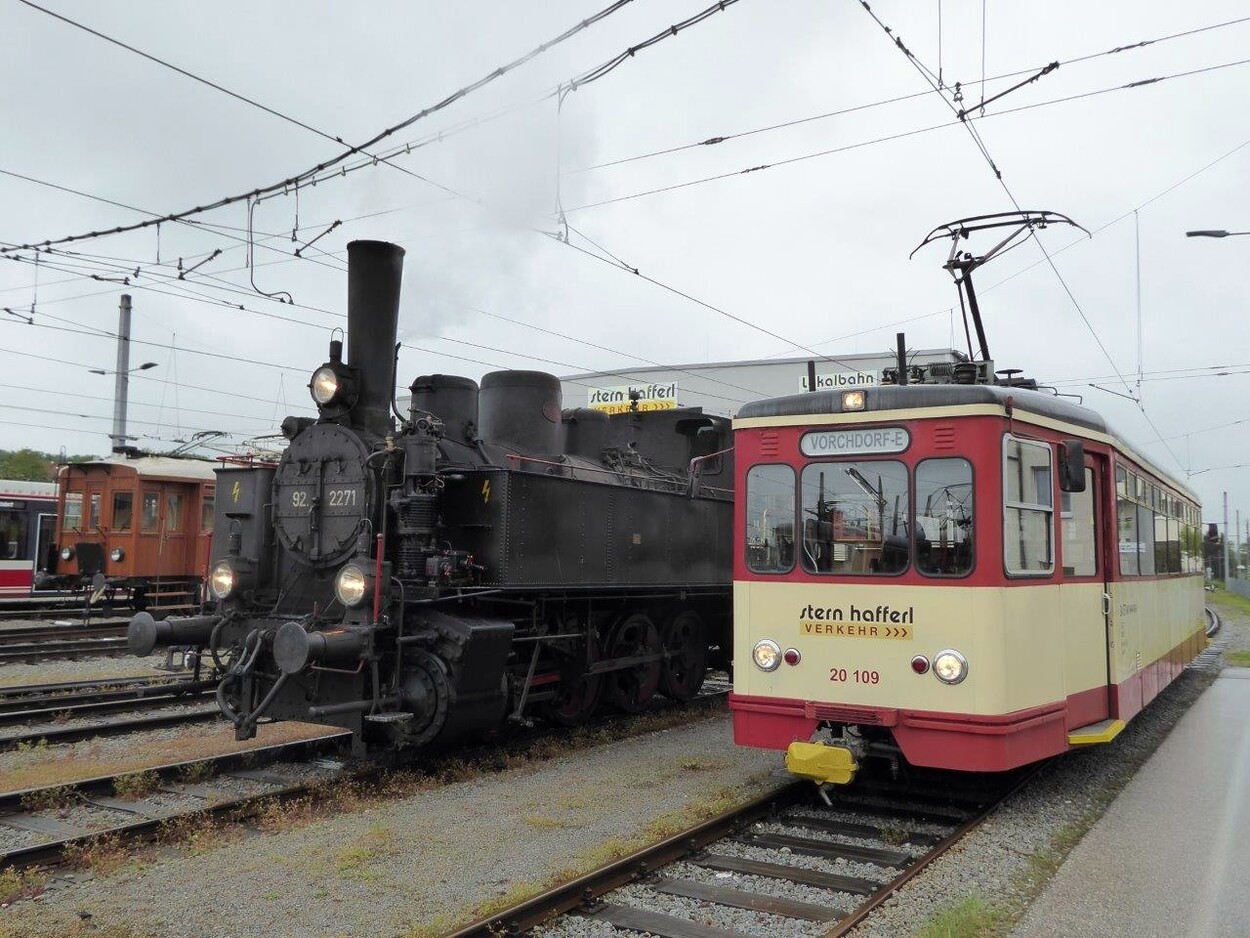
[232, 480, 241, 503]
[481, 479, 491, 503]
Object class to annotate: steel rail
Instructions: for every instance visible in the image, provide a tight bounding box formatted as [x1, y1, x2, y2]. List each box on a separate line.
[0, 707, 220, 751]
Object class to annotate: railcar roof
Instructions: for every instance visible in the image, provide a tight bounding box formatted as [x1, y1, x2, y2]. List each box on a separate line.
[737, 384, 1199, 503]
[0, 479, 57, 498]
[738, 384, 1108, 431]
[60, 455, 217, 482]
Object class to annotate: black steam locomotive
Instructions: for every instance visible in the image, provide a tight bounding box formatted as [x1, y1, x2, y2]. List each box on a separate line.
[129, 241, 734, 753]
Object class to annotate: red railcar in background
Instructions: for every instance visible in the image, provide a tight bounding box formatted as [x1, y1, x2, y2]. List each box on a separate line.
[0, 480, 58, 598]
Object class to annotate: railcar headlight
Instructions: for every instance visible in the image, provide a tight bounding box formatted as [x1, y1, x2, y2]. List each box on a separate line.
[334, 563, 371, 608]
[752, 639, 782, 672]
[310, 366, 340, 405]
[842, 390, 867, 411]
[110, 548, 125, 562]
[932, 649, 968, 685]
[208, 561, 238, 600]
[60, 546, 74, 561]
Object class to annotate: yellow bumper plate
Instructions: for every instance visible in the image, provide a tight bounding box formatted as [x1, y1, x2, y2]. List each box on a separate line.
[785, 741, 859, 786]
[1067, 718, 1126, 747]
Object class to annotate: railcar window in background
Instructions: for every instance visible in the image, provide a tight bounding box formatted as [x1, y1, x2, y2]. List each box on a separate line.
[745, 465, 796, 573]
[141, 493, 159, 533]
[64, 493, 83, 532]
[113, 492, 133, 532]
[201, 494, 215, 533]
[1061, 467, 1097, 576]
[1003, 438, 1054, 575]
[0, 511, 25, 559]
[800, 460, 909, 575]
[915, 458, 973, 576]
[166, 494, 184, 532]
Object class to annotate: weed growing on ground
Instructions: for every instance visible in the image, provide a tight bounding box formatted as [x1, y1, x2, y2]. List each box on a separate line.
[19, 784, 75, 812]
[878, 820, 913, 845]
[63, 832, 133, 877]
[113, 769, 160, 800]
[914, 896, 1010, 937]
[0, 865, 47, 904]
[335, 824, 399, 877]
[158, 811, 230, 854]
[177, 760, 215, 783]
[1226, 649, 1250, 667]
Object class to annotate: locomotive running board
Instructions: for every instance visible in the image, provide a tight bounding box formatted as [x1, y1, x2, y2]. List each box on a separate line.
[1067, 718, 1125, 747]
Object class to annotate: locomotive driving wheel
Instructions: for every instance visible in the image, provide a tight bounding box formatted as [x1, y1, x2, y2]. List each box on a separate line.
[660, 610, 707, 701]
[605, 612, 662, 713]
[545, 632, 603, 727]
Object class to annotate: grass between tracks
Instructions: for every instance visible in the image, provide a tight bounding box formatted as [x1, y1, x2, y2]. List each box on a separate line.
[907, 597, 1242, 938]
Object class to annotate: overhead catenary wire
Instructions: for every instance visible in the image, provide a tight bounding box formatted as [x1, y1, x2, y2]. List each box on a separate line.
[0, 0, 743, 256]
[856, 0, 1189, 474]
[562, 56, 1250, 212]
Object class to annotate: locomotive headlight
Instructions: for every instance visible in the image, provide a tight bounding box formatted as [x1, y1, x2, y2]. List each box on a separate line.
[208, 560, 238, 600]
[310, 366, 340, 405]
[60, 546, 74, 561]
[110, 548, 125, 563]
[932, 649, 969, 685]
[334, 563, 371, 608]
[752, 639, 782, 672]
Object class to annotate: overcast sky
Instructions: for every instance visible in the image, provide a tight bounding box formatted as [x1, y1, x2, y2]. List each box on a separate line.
[1, 0, 1247, 529]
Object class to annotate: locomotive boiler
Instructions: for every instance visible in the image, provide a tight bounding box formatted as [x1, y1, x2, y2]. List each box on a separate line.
[129, 240, 733, 753]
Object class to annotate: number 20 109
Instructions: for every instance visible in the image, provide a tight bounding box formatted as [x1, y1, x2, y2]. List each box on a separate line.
[829, 668, 880, 684]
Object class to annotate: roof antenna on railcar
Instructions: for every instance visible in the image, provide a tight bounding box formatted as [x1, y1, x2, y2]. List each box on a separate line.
[910, 211, 1088, 371]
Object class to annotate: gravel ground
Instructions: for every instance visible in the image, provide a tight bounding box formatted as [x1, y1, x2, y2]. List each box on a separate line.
[843, 595, 1242, 938]
[1, 711, 784, 938]
[0, 651, 172, 688]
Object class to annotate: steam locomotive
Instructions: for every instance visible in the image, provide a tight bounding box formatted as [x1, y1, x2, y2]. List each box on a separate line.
[128, 241, 733, 753]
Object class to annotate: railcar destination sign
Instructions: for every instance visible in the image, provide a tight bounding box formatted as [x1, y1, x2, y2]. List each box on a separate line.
[800, 427, 910, 457]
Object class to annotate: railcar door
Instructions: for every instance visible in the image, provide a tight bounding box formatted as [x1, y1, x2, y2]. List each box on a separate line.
[158, 485, 191, 577]
[1057, 453, 1113, 730]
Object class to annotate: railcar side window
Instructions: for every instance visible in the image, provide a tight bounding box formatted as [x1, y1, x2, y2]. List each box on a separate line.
[113, 492, 133, 532]
[745, 465, 796, 573]
[64, 493, 83, 532]
[1116, 466, 1138, 575]
[1003, 438, 1054, 575]
[141, 493, 159, 533]
[915, 458, 973, 576]
[166, 494, 184, 532]
[0, 511, 25, 559]
[800, 460, 909, 575]
[1061, 467, 1097, 576]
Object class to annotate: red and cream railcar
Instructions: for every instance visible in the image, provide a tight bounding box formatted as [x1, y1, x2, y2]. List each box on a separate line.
[0, 480, 58, 598]
[729, 382, 1205, 784]
[52, 455, 217, 610]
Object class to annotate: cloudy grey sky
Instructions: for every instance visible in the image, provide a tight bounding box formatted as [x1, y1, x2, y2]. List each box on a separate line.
[1, 0, 1247, 527]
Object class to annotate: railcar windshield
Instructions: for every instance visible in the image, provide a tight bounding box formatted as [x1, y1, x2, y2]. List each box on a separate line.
[915, 458, 974, 576]
[745, 464, 795, 573]
[799, 460, 909, 575]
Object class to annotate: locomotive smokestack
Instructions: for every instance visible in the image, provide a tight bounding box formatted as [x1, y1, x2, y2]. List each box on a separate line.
[347, 239, 405, 437]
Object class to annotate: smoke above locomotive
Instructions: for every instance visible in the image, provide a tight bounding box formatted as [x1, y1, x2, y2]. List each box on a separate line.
[128, 240, 734, 753]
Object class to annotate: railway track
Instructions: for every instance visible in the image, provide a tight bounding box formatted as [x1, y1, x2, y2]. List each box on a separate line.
[0, 636, 133, 664]
[0, 677, 219, 751]
[0, 681, 733, 874]
[444, 767, 1037, 938]
[0, 735, 351, 869]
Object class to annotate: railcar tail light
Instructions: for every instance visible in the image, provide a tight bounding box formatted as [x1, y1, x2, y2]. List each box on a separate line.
[752, 639, 782, 672]
[208, 561, 238, 600]
[841, 390, 866, 411]
[334, 563, 372, 608]
[933, 649, 969, 685]
[783, 648, 801, 666]
[110, 548, 124, 562]
[60, 546, 74, 561]
[910, 655, 930, 674]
